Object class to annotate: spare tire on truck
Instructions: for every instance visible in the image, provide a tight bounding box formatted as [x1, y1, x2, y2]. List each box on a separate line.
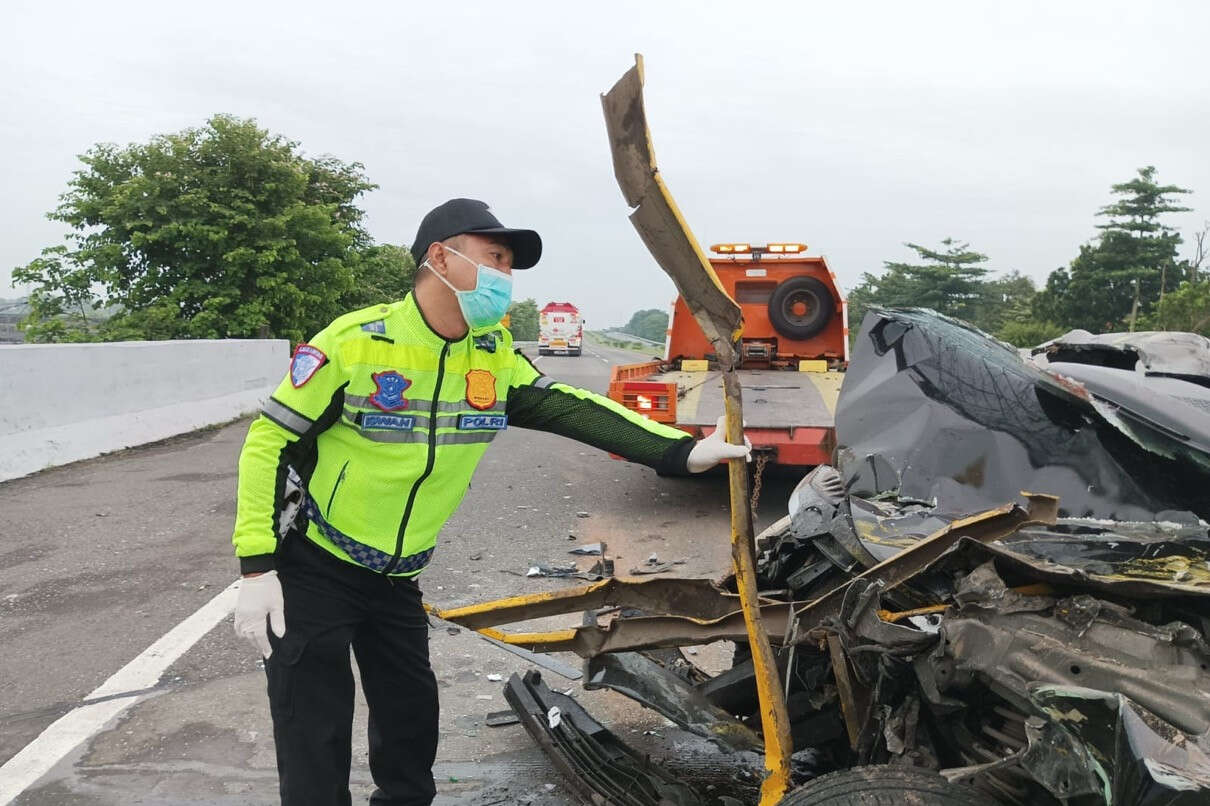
[777, 765, 983, 805]
[768, 276, 834, 340]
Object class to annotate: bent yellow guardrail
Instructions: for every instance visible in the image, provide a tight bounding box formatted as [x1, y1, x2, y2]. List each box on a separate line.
[600, 54, 794, 805]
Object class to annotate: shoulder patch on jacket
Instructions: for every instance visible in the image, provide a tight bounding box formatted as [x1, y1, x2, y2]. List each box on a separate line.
[290, 344, 327, 387]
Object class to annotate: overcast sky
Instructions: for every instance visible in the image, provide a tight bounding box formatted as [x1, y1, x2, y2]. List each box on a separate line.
[3, 0, 1207, 328]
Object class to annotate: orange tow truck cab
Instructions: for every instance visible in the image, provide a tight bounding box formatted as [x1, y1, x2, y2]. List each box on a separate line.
[608, 243, 848, 467]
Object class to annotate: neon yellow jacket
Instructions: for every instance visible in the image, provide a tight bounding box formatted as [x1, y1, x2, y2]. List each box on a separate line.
[232, 293, 694, 576]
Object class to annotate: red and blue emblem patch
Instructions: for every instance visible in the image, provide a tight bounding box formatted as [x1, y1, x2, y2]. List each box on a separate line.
[370, 371, 411, 411]
[290, 344, 327, 388]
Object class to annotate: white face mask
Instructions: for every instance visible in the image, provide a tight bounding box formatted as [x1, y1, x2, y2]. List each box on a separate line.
[423, 246, 513, 329]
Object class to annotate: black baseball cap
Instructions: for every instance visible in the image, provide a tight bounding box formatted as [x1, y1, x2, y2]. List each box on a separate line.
[410, 198, 542, 270]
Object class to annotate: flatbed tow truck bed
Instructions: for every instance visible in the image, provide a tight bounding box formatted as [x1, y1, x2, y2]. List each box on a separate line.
[611, 361, 844, 466]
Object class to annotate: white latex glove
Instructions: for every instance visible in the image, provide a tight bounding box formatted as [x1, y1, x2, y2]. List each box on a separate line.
[687, 415, 753, 473]
[233, 570, 286, 658]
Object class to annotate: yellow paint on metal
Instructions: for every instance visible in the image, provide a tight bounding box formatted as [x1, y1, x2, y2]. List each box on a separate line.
[877, 604, 949, 623]
[1115, 555, 1210, 585]
[681, 359, 709, 372]
[798, 360, 828, 373]
[804, 372, 844, 417]
[877, 583, 1057, 623]
[724, 396, 793, 804]
[677, 373, 707, 422]
[492, 629, 579, 645]
[431, 579, 612, 623]
[604, 56, 791, 801]
[602, 55, 742, 356]
[440, 623, 579, 653]
[646, 169, 743, 351]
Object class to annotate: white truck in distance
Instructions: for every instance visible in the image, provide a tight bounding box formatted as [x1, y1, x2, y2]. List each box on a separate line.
[538, 302, 582, 356]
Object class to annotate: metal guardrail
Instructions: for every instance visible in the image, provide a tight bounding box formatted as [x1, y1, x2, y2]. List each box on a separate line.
[600, 330, 664, 347]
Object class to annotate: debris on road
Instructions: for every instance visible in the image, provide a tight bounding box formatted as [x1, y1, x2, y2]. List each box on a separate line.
[477, 635, 583, 681]
[568, 542, 605, 556]
[585, 557, 614, 578]
[485, 710, 521, 728]
[629, 554, 686, 576]
[526, 563, 579, 578]
[504, 670, 709, 806]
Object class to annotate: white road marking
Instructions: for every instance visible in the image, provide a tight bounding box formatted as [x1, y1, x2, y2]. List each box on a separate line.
[0, 581, 240, 804]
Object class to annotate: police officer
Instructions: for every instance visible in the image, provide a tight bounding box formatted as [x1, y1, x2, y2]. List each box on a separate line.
[231, 198, 749, 806]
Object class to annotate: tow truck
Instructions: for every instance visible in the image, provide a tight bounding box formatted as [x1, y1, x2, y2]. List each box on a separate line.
[607, 242, 847, 467]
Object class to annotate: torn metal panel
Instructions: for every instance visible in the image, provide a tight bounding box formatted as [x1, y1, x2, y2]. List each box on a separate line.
[1028, 686, 1210, 804]
[435, 576, 795, 658]
[928, 520, 1210, 598]
[494, 604, 794, 658]
[836, 308, 1210, 521]
[1032, 329, 1210, 385]
[600, 54, 741, 354]
[504, 670, 706, 806]
[788, 495, 1057, 642]
[584, 652, 763, 752]
[847, 497, 962, 561]
[1018, 714, 1105, 800]
[434, 577, 758, 630]
[1046, 361, 1210, 470]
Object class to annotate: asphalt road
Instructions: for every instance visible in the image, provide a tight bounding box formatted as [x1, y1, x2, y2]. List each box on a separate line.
[0, 336, 802, 805]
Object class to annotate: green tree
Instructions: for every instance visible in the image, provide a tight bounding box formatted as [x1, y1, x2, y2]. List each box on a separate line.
[976, 270, 1036, 334]
[846, 238, 992, 329]
[621, 308, 668, 342]
[996, 319, 1066, 347]
[340, 244, 416, 311]
[13, 115, 381, 343]
[1142, 280, 1210, 336]
[507, 298, 539, 340]
[1034, 167, 1191, 332]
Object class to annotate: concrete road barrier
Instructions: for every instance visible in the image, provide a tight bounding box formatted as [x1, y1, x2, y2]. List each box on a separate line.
[0, 339, 288, 482]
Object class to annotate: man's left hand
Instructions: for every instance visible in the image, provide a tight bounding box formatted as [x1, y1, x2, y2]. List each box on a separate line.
[687, 415, 752, 472]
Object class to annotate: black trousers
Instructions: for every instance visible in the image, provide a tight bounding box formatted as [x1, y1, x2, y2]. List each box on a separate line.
[265, 532, 438, 806]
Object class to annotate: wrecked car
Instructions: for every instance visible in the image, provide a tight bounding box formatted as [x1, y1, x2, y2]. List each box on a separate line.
[836, 310, 1210, 523]
[437, 309, 1210, 805]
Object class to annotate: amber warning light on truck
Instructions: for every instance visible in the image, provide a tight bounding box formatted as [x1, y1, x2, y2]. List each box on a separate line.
[711, 242, 807, 255]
